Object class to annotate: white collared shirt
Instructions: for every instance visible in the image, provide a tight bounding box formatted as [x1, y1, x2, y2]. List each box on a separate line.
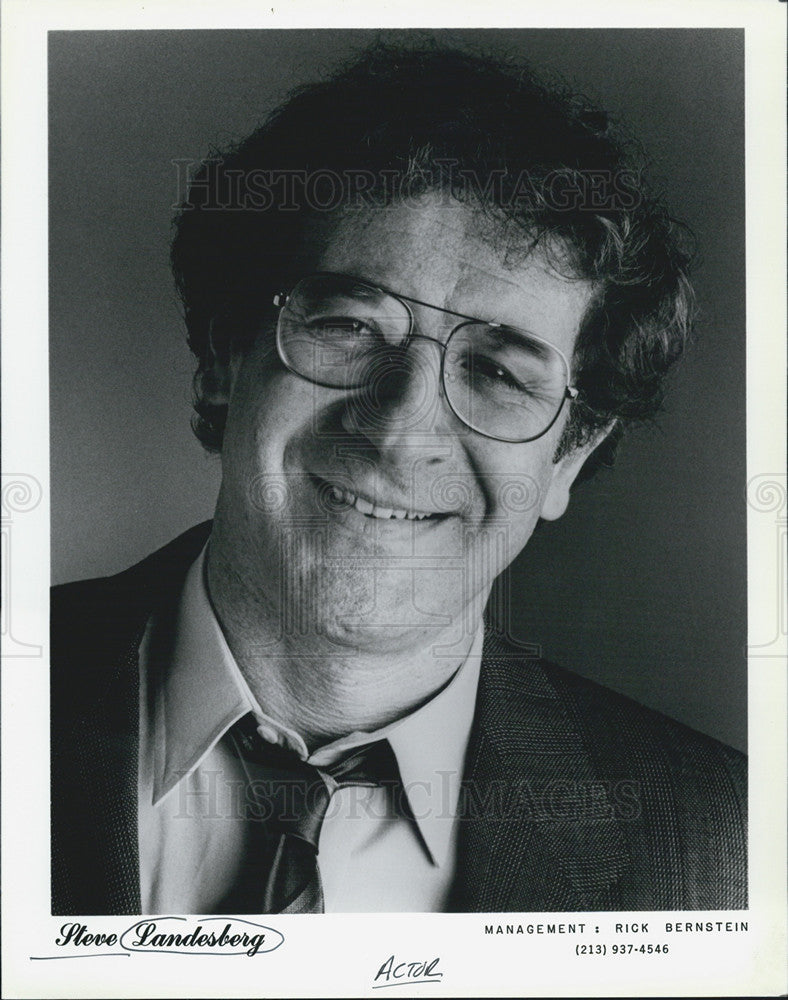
[138, 546, 483, 913]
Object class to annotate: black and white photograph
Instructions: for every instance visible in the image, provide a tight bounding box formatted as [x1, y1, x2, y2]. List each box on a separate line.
[2, 3, 786, 998]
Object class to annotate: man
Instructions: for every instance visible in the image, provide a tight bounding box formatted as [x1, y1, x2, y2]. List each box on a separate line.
[51, 44, 746, 914]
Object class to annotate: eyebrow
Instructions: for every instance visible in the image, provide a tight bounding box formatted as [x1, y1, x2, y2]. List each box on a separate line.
[331, 271, 544, 336]
[311, 271, 563, 363]
[323, 271, 494, 325]
[482, 325, 554, 362]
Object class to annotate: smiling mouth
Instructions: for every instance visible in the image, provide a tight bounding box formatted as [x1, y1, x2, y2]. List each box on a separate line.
[325, 483, 446, 522]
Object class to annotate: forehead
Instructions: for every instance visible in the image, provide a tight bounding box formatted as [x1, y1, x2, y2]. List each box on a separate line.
[297, 196, 595, 355]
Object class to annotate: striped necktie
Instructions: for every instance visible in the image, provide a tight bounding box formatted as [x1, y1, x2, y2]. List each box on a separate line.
[230, 713, 400, 913]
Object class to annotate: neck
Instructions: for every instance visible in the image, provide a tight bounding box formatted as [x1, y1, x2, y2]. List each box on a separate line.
[205, 553, 485, 751]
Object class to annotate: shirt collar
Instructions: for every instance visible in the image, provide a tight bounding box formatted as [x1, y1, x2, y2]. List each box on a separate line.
[151, 545, 254, 803]
[152, 543, 483, 867]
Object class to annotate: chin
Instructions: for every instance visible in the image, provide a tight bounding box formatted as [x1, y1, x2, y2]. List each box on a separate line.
[283, 563, 461, 653]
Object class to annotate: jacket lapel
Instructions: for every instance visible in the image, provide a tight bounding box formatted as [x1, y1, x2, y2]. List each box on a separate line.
[72, 631, 145, 914]
[448, 631, 631, 912]
[51, 594, 146, 914]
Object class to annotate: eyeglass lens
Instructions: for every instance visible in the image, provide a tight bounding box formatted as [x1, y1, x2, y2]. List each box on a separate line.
[277, 274, 569, 442]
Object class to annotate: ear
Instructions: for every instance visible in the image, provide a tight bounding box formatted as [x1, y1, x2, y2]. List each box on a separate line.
[540, 426, 614, 521]
[197, 321, 238, 408]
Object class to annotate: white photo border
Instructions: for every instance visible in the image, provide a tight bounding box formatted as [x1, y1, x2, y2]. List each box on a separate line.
[2, 1, 785, 997]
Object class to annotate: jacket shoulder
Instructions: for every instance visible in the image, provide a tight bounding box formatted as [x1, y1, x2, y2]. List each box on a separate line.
[51, 521, 212, 714]
[539, 658, 746, 787]
[542, 659, 747, 908]
[52, 521, 213, 615]
[51, 523, 212, 652]
[478, 634, 747, 909]
[482, 631, 746, 776]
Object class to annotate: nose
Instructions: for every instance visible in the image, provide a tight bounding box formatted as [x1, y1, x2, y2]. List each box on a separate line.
[340, 336, 458, 456]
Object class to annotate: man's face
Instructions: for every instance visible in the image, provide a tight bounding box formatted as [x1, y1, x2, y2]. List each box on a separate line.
[210, 195, 598, 653]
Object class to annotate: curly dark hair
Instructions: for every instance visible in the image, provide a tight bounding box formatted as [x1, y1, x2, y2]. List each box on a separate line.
[171, 43, 695, 475]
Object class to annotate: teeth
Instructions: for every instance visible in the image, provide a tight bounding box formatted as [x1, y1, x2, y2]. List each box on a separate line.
[327, 483, 435, 521]
[354, 496, 375, 516]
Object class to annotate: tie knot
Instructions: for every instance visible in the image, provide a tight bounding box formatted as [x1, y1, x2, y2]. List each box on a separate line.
[322, 738, 400, 789]
[230, 714, 400, 848]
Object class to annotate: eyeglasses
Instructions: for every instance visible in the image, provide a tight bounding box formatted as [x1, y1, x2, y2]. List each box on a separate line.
[273, 272, 578, 443]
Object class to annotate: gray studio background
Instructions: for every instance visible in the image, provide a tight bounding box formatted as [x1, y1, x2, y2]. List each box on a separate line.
[49, 29, 746, 751]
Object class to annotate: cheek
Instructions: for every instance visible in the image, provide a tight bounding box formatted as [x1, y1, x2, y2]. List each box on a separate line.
[470, 447, 558, 559]
[473, 441, 556, 522]
[224, 366, 301, 459]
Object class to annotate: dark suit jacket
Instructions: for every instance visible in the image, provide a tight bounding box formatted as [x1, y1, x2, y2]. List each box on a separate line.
[51, 523, 747, 914]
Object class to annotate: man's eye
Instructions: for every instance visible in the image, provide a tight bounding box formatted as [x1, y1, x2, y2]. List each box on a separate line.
[307, 316, 373, 338]
[471, 356, 527, 392]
